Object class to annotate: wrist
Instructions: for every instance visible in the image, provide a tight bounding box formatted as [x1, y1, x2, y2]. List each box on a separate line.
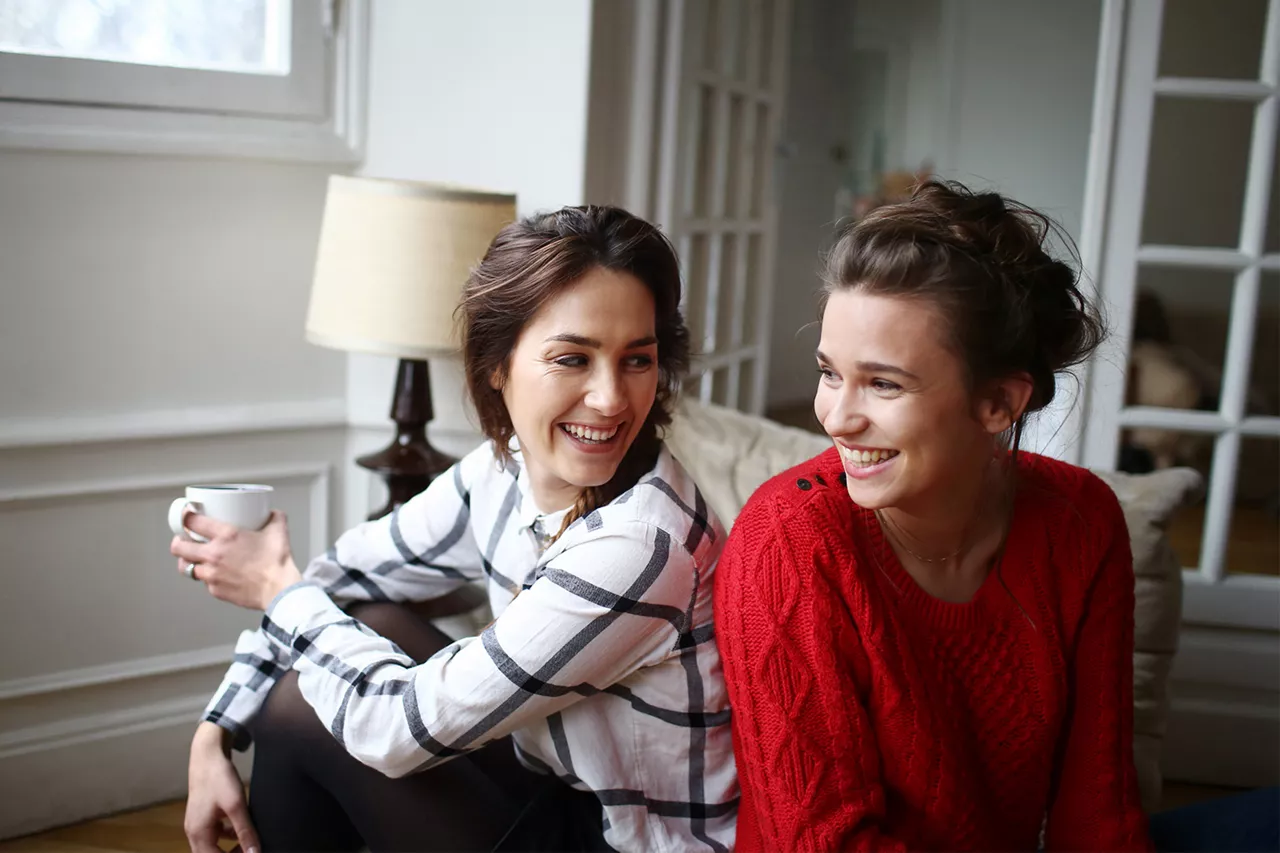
[193, 721, 232, 758]
[264, 560, 304, 610]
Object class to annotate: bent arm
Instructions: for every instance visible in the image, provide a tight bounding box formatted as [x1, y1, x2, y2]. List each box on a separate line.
[201, 451, 490, 744]
[715, 501, 910, 852]
[262, 521, 693, 777]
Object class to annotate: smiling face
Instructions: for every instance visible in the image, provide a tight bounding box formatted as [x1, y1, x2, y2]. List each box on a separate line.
[814, 289, 1010, 514]
[495, 267, 660, 512]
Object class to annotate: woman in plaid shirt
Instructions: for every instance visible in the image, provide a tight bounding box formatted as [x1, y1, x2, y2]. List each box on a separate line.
[172, 206, 737, 853]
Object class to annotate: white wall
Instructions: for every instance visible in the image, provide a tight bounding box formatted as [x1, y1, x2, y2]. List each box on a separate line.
[0, 151, 350, 836]
[0, 0, 596, 837]
[938, 0, 1102, 241]
[765, 0, 1102, 415]
[343, 0, 595, 528]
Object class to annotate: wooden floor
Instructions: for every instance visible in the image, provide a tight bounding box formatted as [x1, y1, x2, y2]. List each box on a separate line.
[0, 783, 1249, 852]
[0, 800, 191, 853]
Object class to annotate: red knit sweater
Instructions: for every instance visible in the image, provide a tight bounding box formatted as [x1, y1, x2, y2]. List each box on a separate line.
[715, 448, 1152, 852]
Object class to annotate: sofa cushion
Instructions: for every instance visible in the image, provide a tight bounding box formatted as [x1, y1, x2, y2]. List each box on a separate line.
[667, 399, 1203, 813]
[665, 399, 830, 527]
[1093, 466, 1203, 812]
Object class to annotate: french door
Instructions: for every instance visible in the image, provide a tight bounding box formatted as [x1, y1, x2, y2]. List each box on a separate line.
[645, 0, 793, 414]
[1083, 0, 1280, 629]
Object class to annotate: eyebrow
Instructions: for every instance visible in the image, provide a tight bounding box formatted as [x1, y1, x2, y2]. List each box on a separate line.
[814, 349, 920, 381]
[546, 333, 658, 349]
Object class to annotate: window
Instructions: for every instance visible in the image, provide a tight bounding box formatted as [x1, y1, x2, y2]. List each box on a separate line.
[0, 0, 366, 163]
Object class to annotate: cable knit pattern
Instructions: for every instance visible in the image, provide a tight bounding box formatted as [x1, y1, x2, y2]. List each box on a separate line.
[715, 447, 1152, 852]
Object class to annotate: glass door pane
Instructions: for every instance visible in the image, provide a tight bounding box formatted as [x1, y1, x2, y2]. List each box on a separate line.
[1125, 267, 1235, 417]
[1227, 438, 1280, 576]
[1142, 97, 1254, 248]
[1158, 0, 1268, 80]
[1247, 272, 1280, 416]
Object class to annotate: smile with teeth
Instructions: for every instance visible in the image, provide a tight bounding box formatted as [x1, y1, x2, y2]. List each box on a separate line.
[560, 423, 621, 444]
[839, 446, 900, 467]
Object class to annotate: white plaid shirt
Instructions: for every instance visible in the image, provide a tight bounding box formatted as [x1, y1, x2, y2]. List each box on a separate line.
[203, 442, 737, 852]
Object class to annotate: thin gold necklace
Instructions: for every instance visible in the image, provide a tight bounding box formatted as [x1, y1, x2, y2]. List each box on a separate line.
[873, 457, 1003, 564]
[875, 508, 968, 563]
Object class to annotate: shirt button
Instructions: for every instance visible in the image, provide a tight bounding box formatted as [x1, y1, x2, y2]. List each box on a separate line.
[797, 478, 812, 491]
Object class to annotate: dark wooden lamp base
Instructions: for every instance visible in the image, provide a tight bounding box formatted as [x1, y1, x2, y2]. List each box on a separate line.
[357, 358, 455, 521]
[359, 357, 486, 619]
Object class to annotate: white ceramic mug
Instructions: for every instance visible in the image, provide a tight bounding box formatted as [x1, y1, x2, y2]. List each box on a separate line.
[168, 484, 274, 542]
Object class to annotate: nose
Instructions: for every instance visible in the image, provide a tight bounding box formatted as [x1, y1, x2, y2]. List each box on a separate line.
[585, 366, 627, 417]
[818, 389, 869, 439]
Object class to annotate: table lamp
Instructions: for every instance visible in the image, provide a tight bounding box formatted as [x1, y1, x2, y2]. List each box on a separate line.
[306, 175, 517, 519]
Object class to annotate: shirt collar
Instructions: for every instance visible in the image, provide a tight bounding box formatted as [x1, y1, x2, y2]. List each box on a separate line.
[511, 448, 572, 534]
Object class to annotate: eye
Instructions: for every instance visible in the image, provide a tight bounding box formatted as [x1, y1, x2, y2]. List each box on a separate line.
[553, 355, 588, 368]
[817, 366, 837, 382]
[870, 378, 902, 393]
[625, 353, 655, 369]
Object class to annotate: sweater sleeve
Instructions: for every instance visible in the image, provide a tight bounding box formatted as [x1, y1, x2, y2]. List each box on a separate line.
[715, 495, 910, 852]
[1045, 482, 1153, 851]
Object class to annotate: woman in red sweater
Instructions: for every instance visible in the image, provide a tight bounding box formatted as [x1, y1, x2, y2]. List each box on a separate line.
[715, 181, 1152, 851]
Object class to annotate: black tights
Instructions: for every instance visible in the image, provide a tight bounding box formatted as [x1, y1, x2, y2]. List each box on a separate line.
[247, 603, 604, 853]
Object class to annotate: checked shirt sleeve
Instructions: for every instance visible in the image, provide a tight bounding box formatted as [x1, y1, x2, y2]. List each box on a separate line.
[201, 453, 489, 747]
[263, 519, 696, 778]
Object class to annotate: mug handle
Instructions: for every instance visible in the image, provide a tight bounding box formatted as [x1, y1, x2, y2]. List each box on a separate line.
[168, 498, 203, 541]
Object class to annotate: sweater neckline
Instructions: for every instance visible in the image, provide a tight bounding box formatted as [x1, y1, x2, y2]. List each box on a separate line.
[856, 469, 1031, 631]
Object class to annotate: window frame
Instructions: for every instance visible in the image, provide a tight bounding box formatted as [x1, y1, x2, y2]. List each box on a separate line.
[0, 0, 366, 164]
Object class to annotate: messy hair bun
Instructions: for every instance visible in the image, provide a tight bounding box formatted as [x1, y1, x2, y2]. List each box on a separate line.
[822, 179, 1105, 416]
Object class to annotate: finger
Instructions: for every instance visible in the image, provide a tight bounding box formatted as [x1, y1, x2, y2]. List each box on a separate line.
[226, 803, 261, 853]
[184, 512, 239, 541]
[187, 823, 223, 853]
[266, 509, 289, 530]
[171, 538, 211, 564]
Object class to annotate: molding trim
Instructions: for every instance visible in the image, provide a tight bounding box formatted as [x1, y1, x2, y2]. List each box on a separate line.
[1182, 571, 1280, 632]
[0, 460, 332, 575]
[1173, 627, 1280, 693]
[0, 461, 331, 506]
[0, 693, 210, 760]
[0, 398, 346, 450]
[0, 645, 233, 703]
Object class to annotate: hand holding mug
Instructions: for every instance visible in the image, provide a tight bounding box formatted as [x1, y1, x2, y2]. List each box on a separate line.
[168, 484, 302, 611]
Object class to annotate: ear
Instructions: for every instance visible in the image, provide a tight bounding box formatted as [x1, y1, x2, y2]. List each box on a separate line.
[488, 365, 506, 392]
[975, 373, 1035, 435]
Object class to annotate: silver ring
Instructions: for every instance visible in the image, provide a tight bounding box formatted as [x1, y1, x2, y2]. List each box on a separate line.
[184, 562, 199, 581]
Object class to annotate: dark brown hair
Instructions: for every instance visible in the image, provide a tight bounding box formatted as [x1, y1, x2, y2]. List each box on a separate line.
[458, 205, 690, 533]
[822, 179, 1105, 443]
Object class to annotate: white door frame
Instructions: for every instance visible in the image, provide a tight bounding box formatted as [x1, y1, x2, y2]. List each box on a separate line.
[1081, 0, 1280, 632]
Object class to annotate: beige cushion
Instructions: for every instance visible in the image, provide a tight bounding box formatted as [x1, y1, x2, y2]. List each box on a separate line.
[1092, 466, 1203, 812]
[665, 399, 830, 526]
[668, 399, 1203, 813]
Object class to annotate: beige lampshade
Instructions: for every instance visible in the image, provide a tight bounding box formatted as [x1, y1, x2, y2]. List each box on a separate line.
[306, 175, 517, 359]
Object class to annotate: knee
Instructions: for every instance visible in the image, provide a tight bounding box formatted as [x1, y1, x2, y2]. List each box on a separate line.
[345, 601, 410, 635]
[253, 670, 324, 746]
